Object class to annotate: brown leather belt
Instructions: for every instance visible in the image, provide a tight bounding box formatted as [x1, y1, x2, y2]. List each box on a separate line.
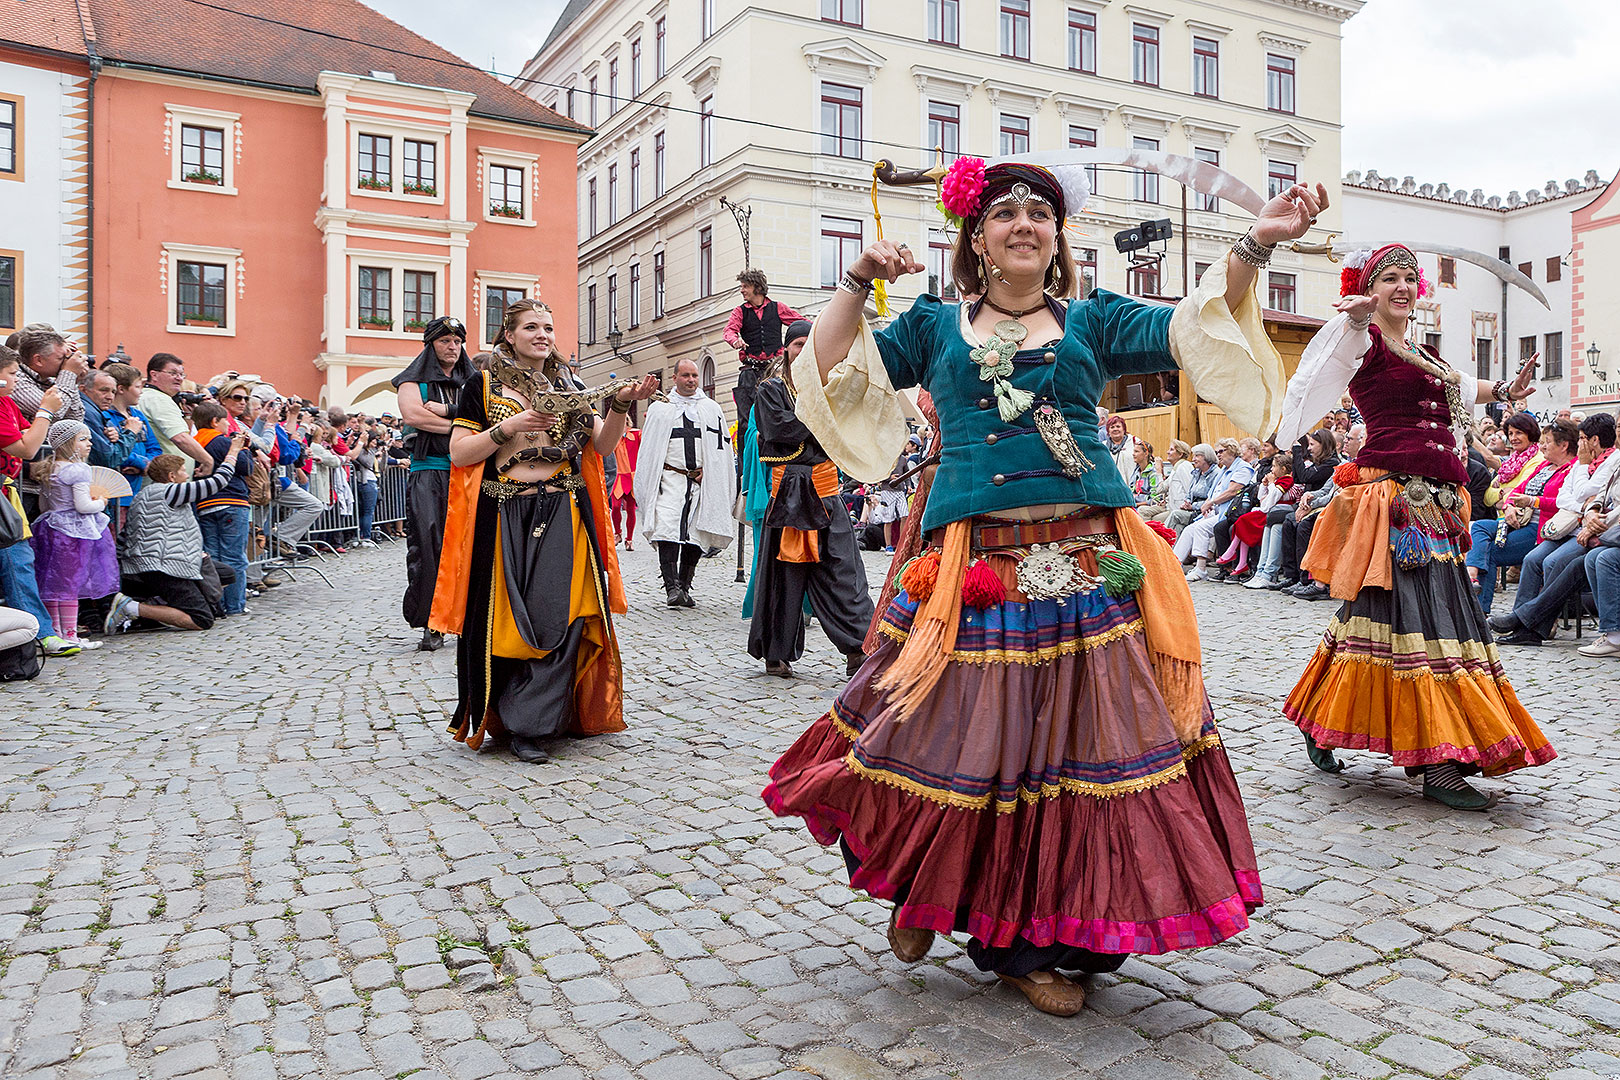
[972, 509, 1113, 550]
[665, 463, 704, 480]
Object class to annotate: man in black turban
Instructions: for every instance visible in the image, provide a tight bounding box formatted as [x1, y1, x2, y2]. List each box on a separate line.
[392, 316, 475, 650]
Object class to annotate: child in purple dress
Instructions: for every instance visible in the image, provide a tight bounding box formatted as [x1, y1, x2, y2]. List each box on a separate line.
[31, 420, 120, 649]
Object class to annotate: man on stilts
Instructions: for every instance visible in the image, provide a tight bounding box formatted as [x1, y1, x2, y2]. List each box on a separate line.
[725, 269, 803, 431]
[748, 321, 873, 677]
[633, 358, 735, 606]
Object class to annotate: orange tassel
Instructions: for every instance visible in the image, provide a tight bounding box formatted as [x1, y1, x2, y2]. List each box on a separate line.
[898, 550, 941, 603]
[1333, 461, 1362, 488]
[961, 558, 1005, 609]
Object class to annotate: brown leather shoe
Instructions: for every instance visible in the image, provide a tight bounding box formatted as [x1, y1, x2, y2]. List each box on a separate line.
[997, 971, 1087, 1016]
[765, 660, 793, 678]
[886, 905, 934, 963]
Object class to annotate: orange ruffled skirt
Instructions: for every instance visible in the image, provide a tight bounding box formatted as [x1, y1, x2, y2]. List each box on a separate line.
[1283, 473, 1555, 776]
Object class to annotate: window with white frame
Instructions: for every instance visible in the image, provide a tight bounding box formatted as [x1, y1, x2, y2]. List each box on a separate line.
[1267, 54, 1296, 114]
[1132, 24, 1159, 85]
[607, 163, 618, 225]
[164, 243, 240, 334]
[1132, 136, 1159, 202]
[484, 284, 526, 347]
[358, 133, 391, 189]
[699, 97, 714, 167]
[928, 0, 959, 45]
[608, 57, 619, 112]
[403, 138, 436, 195]
[357, 267, 391, 326]
[654, 131, 666, 195]
[699, 227, 713, 297]
[1193, 36, 1219, 97]
[1068, 9, 1096, 73]
[1126, 261, 1159, 297]
[1067, 125, 1097, 192]
[629, 263, 642, 328]
[653, 251, 666, 318]
[821, 217, 862, 288]
[586, 283, 597, 344]
[483, 150, 537, 222]
[1267, 159, 1297, 199]
[999, 113, 1029, 157]
[1194, 147, 1220, 210]
[928, 100, 959, 158]
[822, 0, 861, 25]
[630, 148, 641, 211]
[656, 17, 667, 77]
[631, 39, 642, 97]
[1000, 0, 1030, 60]
[589, 76, 599, 126]
[1267, 271, 1295, 313]
[180, 124, 225, 185]
[607, 272, 619, 333]
[820, 83, 862, 158]
[178, 261, 229, 326]
[403, 270, 436, 329]
[929, 230, 956, 298]
[167, 104, 241, 192]
[587, 177, 597, 236]
[1076, 247, 1097, 296]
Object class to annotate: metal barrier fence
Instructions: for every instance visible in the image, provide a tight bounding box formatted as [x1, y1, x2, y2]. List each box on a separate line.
[242, 463, 409, 588]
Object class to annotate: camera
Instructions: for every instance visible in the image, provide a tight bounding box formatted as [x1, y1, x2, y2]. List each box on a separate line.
[175, 391, 209, 407]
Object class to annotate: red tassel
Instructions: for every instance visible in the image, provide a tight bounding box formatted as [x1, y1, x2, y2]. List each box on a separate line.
[898, 550, 941, 603]
[961, 558, 1005, 609]
[1144, 520, 1177, 546]
[1340, 265, 1361, 297]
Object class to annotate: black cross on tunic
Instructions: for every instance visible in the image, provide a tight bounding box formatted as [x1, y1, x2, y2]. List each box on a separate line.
[670, 414, 703, 471]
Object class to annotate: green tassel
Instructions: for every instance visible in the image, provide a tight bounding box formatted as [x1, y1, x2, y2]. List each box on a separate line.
[995, 382, 1035, 421]
[1097, 549, 1146, 596]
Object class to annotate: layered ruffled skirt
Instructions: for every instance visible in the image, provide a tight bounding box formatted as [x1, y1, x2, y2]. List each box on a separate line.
[763, 552, 1261, 970]
[1284, 474, 1555, 775]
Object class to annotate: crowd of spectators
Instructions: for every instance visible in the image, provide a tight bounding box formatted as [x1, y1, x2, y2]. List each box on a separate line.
[0, 324, 410, 662]
[1106, 394, 1620, 658]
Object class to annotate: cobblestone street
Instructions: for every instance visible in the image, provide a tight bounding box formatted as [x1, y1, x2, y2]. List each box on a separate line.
[1, 541, 1617, 1080]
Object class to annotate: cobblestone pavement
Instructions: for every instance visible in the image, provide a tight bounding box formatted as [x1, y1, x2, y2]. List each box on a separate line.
[1, 540, 1618, 1080]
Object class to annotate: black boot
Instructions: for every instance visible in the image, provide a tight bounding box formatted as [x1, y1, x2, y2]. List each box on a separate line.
[677, 544, 700, 607]
[419, 628, 443, 652]
[657, 543, 683, 606]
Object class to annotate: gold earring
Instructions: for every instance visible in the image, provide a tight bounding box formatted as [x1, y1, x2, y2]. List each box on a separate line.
[982, 251, 1005, 283]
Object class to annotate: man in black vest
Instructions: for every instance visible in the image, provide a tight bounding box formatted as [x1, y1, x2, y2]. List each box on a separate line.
[723, 269, 803, 429]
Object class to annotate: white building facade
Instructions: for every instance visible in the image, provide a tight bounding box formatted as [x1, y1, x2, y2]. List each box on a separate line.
[0, 39, 91, 342]
[1340, 170, 1609, 420]
[517, 0, 1362, 421]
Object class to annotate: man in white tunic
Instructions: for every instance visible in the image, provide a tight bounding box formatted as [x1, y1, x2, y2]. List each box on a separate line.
[634, 358, 736, 606]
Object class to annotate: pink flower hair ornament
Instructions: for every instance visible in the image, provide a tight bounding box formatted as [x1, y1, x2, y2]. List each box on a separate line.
[938, 157, 987, 229]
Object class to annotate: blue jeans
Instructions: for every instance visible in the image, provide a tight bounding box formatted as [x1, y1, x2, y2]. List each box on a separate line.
[1510, 538, 1590, 634]
[1466, 520, 1539, 613]
[1588, 547, 1620, 634]
[358, 480, 378, 541]
[0, 541, 56, 639]
[199, 506, 250, 614]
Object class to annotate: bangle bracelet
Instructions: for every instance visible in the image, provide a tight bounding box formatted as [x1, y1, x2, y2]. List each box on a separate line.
[608, 396, 633, 414]
[1492, 380, 1512, 403]
[34, 411, 53, 422]
[488, 422, 512, 445]
[1230, 231, 1275, 268]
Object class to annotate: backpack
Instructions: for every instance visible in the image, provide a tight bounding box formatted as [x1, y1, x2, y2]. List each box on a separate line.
[0, 639, 44, 682]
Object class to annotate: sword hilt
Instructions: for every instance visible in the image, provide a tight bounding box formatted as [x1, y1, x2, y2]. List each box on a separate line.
[874, 158, 948, 188]
[1285, 235, 1340, 261]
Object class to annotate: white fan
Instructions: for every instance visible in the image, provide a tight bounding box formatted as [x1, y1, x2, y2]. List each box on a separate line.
[88, 465, 134, 501]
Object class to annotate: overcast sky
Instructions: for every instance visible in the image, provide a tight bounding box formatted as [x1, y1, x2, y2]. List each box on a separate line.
[368, 0, 1619, 196]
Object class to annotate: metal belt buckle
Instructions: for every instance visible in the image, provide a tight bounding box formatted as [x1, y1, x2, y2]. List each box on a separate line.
[1402, 477, 1433, 508]
[1014, 543, 1085, 601]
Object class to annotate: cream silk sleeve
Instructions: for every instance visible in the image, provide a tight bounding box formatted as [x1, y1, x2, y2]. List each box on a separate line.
[1167, 259, 1289, 439]
[790, 318, 911, 484]
[1273, 312, 1371, 446]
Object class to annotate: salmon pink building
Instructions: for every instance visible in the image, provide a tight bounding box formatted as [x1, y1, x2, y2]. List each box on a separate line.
[82, 0, 589, 407]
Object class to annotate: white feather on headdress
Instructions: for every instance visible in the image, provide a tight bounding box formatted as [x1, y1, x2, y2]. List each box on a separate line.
[1342, 248, 1374, 270]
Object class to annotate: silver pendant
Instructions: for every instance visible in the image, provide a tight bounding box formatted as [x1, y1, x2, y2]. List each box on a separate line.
[1014, 544, 1085, 601]
[1031, 403, 1094, 479]
[993, 319, 1028, 345]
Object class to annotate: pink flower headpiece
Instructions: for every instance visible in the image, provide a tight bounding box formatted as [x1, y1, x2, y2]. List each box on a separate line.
[939, 157, 986, 228]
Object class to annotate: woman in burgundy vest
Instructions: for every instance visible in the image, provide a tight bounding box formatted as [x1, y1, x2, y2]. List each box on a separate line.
[1273, 245, 1554, 810]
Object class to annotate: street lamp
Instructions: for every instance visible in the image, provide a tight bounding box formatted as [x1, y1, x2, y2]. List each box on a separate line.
[606, 329, 623, 358]
[1588, 342, 1605, 383]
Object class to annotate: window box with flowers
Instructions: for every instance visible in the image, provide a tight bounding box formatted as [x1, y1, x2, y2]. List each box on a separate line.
[357, 176, 391, 192]
[182, 314, 221, 328]
[359, 317, 394, 331]
[403, 182, 437, 197]
[490, 203, 524, 219]
[403, 318, 430, 333]
[184, 169, 224, 186]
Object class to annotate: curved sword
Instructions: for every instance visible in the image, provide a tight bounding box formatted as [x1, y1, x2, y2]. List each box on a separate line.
[1287, 238, 1550, 309]
[1002, 148, 1269, 215]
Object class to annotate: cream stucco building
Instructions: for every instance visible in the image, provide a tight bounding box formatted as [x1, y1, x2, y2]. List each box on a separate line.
[518, 0, 1362, 421]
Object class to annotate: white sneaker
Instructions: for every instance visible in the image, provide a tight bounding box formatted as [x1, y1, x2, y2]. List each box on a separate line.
[68, 637, 103, 650]
[1185, 568, 1208, 582]
[1243, 573, 1275, 590]
[1577, 636, 1620, 658]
